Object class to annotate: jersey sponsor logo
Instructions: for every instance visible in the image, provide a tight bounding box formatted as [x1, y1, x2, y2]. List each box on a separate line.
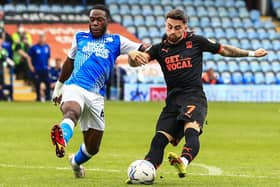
[82, 41, 109, 59]
[164, 54, 192, 71]
[186, 41, 192, 48]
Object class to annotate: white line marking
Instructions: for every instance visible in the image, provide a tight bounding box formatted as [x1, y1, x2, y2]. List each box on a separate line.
[192, 163, 223, 175]
[0, 163, 279, 179]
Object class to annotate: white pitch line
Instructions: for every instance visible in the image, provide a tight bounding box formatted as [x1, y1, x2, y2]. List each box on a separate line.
[192, 163, 223, 175]
[0, 163, 279, 179]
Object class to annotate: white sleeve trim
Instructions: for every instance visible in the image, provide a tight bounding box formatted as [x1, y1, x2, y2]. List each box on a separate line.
[119, 35, 142, 54]
[67, 34, 77, 59]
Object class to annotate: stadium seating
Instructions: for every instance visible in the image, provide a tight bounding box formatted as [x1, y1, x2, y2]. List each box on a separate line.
[5, 0, 273, 85]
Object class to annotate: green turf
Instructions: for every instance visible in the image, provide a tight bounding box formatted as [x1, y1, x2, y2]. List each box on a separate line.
[0, 101, 279, 187]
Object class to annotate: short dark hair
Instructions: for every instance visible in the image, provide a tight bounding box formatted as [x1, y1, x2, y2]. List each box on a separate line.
[166, 9, 187, 24]
[88, 4, 111, 18]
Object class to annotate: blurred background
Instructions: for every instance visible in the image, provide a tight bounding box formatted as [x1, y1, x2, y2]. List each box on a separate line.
[0, 0, 279, 102]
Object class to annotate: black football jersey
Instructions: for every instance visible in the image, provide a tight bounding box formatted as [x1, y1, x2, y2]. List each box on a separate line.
[147, 32, 221, 94]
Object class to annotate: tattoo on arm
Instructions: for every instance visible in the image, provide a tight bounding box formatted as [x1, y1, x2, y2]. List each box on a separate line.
[220, 45, 249, 57]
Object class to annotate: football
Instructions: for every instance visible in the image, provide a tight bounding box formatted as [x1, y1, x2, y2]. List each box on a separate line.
[127, 160, 156, 184]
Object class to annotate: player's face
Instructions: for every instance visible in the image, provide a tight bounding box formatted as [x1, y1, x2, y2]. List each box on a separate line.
[89, 9, 108, 38]
[165, 18, 186, 44]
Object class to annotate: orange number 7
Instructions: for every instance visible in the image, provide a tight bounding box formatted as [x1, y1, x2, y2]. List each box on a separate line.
[185, 105, 196, 117]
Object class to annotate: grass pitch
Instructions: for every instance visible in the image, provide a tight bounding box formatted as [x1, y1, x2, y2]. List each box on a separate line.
[0, 101, 279, 187]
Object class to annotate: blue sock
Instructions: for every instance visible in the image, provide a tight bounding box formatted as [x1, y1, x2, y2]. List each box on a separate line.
[74, 144, 92, 165]
[60, 118, 74, 144]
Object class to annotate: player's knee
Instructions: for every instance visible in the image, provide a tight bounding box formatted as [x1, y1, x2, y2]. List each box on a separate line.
[86, 144, 100, 156]
[63, 110, 79, 124]
[184, 121, 201, 133]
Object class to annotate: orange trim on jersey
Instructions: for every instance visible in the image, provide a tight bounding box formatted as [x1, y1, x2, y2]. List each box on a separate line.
[183, 32, 187, 39]
[217, 44, 223, 54]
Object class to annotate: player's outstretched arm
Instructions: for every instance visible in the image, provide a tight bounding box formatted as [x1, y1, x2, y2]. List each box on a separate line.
[219, 45, 267, 58]
[128, 51, 150, 67]
[52, 57, 74, 105]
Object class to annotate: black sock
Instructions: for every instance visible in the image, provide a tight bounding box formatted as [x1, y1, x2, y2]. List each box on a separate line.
[145, 133, 169, 169]
[181, 128, 200, 163]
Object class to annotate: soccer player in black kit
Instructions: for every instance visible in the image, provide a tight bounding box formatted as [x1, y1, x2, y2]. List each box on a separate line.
[127, 9, 267, 180]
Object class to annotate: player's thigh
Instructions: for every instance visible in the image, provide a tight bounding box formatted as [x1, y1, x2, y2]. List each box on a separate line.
[61, 85, 85, 119]
[177, 95, 207, 132]
[156, 109, 183, 141]
[80, 92, 105, 132]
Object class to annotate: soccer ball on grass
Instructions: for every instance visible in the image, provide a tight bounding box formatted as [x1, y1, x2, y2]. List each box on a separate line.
[127, 160, 156, 185]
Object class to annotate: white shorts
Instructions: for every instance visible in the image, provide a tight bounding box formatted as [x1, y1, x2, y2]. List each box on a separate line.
[61, 84, 105, 131]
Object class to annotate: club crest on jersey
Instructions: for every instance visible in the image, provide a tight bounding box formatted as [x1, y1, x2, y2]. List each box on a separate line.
[82, 41, 109, 59]
[186, 41, 192, 48]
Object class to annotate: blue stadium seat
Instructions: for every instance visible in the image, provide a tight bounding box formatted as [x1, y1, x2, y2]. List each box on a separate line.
[189, 16, 200, 27]
[154, 16, 165, 27]
[250, 9, 260, 23]
[220, 71, 232, 84]
[15, 4, 27, 12]
[239, 60, 250, 72]
[153, 4, 164, 16]
[240, 39, 252, 49]
[214, 28, 225, 38]
[122, 15, 134, 27]
[127, 25, 137, 35]
[260, 61, 272, 72]
[250, 60, 261, 72]
[112, 14, 122, 23]
[3, 4, 15, 12]
[276, 72, 280, 84]
[200, 16, 211, 27]
[204, 60, 217, 70]
[148, 26, 160, 38]
[254, 71, 265, 84]
[134, 15, 145, 25]
[39, 4, 50, 12]
[227, 60, 239, 72]
[221, 17, 232, 28]
[130, 4, 142, 15]
[216, 60, 228, 72]
[212, 17, 222, 27]
[120, 4, 131, 14]
[265, 71, 276, 84]
[137, 26, 149, 38]
[142, 4, 154, 16]
[50, 4, 62, 13]
[145, 15, 156, 27]
[108, 3, 119, 15]
[243, 71, 254, 84]
[271, 61, 280, 72]
[207, 6, 218, 17]
[231, 71, 244, 84]
[272, 40, 280, 50]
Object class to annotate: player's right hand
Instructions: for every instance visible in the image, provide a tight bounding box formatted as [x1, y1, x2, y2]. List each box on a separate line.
[52, 81, 64, 105]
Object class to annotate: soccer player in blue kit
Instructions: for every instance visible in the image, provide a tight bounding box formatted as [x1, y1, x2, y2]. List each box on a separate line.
[50, 4, 148, 178]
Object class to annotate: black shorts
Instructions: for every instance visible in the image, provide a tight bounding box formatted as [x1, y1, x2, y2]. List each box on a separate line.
[156, 90, 207, 144]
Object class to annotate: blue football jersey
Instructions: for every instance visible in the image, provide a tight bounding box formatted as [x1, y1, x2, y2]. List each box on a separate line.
[66, 31, 141, 96]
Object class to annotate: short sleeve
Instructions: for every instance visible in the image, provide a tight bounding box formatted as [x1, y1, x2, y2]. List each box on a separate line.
[119, 35, 142, 54]
[67, 34, 77, 59]
[194, 35, 221, 54]
[146, 44, 160, 61]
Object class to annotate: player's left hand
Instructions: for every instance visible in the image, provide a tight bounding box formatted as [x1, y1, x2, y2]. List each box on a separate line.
[128, 51, 149, 67]
[254, 48, 268, 57]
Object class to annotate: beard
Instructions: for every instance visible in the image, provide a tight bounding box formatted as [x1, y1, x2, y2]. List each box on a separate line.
[89, 25, 107, 38]
[167, 34, 182, 43]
